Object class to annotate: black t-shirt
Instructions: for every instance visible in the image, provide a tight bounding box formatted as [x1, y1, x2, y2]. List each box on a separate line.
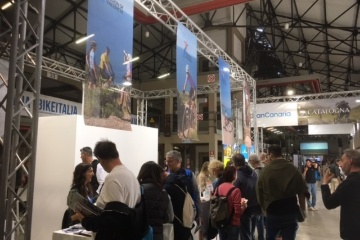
[303, 165, 317, 183]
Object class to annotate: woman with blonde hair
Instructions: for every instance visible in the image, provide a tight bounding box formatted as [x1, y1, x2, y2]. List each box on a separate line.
[208, 160, 225, 189]
[197, 161, 211, 193]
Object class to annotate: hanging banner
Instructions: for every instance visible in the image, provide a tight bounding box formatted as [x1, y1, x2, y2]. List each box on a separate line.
[84, 0, 133, 130]
[243, 77, 252, 147]
[298, 97, 360, 125]
[176, 23, 198, 141]
[219, 58, 234, 145]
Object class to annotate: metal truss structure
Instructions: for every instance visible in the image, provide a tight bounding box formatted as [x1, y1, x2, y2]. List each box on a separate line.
[134, 0, 256, 88]
[257, 89, 360, 104]
[0, 0, 45, 239]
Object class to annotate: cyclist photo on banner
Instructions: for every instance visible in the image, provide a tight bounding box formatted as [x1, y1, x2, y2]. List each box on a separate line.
[219, 58, 234, 146]
[179, 64, 198, 140]
[176, 23, 199, 141]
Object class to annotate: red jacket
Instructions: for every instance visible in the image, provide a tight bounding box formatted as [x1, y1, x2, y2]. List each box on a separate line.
[216, 182, 242, 226]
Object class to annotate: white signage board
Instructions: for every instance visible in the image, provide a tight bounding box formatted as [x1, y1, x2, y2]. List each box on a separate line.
[22, 91, 82, 116]
[254, 102, 299, 127]
[308, 123, 354, 135]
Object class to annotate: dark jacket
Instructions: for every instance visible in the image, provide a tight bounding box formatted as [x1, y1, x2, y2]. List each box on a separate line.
[164, 173, 191, 240]
[142, 181, 171, 240]
[81, 200, 148, 240]
[234, 165, 259, 207]
[321, 172, 360, 240]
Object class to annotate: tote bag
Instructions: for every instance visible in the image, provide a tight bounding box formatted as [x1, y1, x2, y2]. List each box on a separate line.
[163, 223, 174, 240]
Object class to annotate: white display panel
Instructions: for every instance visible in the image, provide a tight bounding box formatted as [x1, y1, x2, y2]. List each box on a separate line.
[255, 102, 299, 127]
[31, 115, 158, 240]
[308, 123, 354, 135]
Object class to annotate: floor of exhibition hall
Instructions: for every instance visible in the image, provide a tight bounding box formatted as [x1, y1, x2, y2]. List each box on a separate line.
[14, 185, 340, 240]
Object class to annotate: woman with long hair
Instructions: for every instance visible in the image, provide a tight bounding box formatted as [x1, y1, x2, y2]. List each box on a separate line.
[138, 161, 174, 240]
[63, 163, 96, 228]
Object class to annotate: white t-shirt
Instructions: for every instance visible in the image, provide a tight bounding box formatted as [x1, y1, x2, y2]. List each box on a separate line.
[95, 163, 107, 194]
[96, 165, 140, 209]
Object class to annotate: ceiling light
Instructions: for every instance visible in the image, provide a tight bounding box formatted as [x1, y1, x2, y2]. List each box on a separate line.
[284, 23, 289, 30]
[145, 31, 150, 38]
[356, 99, 360, 103]
[157, 73, 170, 79]
[299, 62, 303, 67]
[256, 28, 264, 32]
[123, 56, 139, 65]
[75, 34, 95, 44]
[123, 81, 132, 86]
[1, 1, 14, 10]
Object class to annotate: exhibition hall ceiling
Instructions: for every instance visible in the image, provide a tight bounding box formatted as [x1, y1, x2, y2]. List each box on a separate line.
[1, 0, 359, 99]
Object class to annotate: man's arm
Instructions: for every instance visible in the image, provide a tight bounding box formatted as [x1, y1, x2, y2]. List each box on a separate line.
[321, 169, 342, 209]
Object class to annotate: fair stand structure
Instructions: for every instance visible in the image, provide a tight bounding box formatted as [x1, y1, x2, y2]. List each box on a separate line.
[30, 115, 158, 240]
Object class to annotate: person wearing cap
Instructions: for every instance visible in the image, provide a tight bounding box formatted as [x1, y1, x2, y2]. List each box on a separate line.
[321, 149, 360, 240]
[80, 146, 107, 194]
[302, 159, 320, 211]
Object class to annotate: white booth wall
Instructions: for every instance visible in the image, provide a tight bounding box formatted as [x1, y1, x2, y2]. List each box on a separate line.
[31, 115, 158, 240]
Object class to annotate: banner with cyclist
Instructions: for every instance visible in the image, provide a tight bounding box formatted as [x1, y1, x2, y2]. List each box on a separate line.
[297, 97, 360, 125]
[84, 0, 133, 131]
[243, 77, 252, 147]
[176, 23, 198, 141]
[219, 58, 234, 145]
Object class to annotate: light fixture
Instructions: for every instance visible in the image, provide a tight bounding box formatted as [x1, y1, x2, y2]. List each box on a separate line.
[299, 62, 303, 67]
[284, 23, 289, 30]
[286, 87, 295, 96]
[123, 81, 132, 86]
[145, 31, 150, 38]
[123, 56, 139, 65]
[256, 28, 264, 32]
[75, 34, 95, 44]
[356, 99, 360, 103]
[287, 89, 295, 95]
[157, 73, 170, 79]
[1, 1, 14, 10]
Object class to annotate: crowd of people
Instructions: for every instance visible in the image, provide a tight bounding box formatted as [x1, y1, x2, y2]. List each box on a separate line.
[62, 142, 360, 240]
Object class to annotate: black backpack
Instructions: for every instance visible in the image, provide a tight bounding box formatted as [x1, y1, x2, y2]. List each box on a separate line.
[91, 159, 100, 190]
[82, 187, 149, 240]
[210, 187, 236, 229]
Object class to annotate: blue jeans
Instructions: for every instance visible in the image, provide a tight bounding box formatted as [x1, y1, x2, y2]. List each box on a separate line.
[307, 183, 317, 208]
[219, 225, 240, 240]
[240, 206, 262, 240]
[266, 214, 298, 240]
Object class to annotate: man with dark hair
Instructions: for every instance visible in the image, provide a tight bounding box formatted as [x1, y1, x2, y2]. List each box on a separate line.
[302, 159, 320, 210]
[232, 153, 262, 240]
[79, 140, 142, 239]
[80, 146, 107, 194]
[92, 140, 140, 209]
[256, 145, 307, 240]
[321, 149, 360, 240]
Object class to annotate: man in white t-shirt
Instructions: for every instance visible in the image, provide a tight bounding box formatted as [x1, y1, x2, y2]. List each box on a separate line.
[78, 140, 141, 239]
[93, 140, 140, 208]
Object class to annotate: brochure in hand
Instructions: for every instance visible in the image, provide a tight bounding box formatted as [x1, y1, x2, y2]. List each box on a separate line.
[67, 189, 102, 217]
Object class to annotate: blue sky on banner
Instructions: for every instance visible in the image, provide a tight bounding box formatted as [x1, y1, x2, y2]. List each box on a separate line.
[219, 58, 232, 118]
[176, 23, 197, 91]
[87, 0, 133, 85]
